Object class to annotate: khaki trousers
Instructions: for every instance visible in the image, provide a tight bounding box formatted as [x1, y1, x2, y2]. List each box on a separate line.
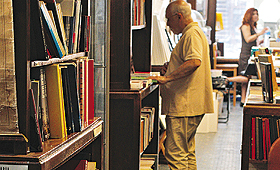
[165, 114, 204, 170]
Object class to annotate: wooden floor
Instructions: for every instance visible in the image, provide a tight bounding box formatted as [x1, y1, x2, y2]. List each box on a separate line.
[158, 100, 267, 170]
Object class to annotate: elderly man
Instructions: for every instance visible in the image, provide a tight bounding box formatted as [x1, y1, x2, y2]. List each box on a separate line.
[148, 0, 214, 169]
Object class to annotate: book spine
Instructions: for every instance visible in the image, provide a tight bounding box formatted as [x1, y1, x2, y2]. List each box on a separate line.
[251, 117, 256, 160]
[40, 67, 51, 140]
[40, 1, 65, 58]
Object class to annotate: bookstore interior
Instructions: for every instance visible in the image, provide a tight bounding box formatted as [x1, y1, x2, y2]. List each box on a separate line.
[2, 0, 280, 169]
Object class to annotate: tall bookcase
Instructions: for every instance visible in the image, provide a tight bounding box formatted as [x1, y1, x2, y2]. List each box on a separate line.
[109, 0, 160, 169]
[0, 0, 106, 169]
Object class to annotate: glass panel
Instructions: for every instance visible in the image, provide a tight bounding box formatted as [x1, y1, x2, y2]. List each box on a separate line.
[94, 66, 106, 120]
[90, 0, 107, 121]
[90, 0, 106, 65]
[216, 0, 253, 58]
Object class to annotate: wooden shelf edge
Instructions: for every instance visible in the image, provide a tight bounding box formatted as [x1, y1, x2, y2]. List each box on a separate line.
[39, 118, 103, 165]
[31, 52, 86, 67]
[132, 24, 146, 30]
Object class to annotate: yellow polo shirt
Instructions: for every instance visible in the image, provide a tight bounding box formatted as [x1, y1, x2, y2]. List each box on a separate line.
[160, 22, 214, 116]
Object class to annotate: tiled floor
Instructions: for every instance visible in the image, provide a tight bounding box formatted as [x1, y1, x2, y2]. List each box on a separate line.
[158, 100, 246, 170]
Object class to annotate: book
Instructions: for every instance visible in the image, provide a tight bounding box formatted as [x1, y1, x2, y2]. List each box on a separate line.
[258, 117, 264, 160]
[29, 89, 43, 152]
[56, 3, 68, 55]
[87, 59, 94, 124]
[75, 160, 88, 170]
[31, 80, 43, 141]
[45, 64, 67, 139]
[31, 67, 51, 141]
[141, 107, 155, 140]
[83, 58, 89, 128]
[255, 117, 259, 160]
[79, 15, 91, 53]
[44, 0, 68, 55]
[30, 0, 49, 61]
[262, 118, 266, 160]
[39, 67, 51, 140]
[260, 62, 273, 103]
[59, 0, 75, 16]
[40, 1, 66, 58]
[77, 57, 89, 129]
[63, 16, 75, 54]
[73, 0, 82, 53]
[140, 119, 144, 153]
[251, 117, 256, 160]
[258, 54, 278, 91]
[265, 118, 271, 160]
[60, 65, 74, 135]
[60, 63, 81, 132]
[140, 156, 155, 170]
[130, 80, 144, 89]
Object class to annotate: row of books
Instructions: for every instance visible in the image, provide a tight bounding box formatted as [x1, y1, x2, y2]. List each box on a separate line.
[140, 155, 155, 170]
[29, 57, 94, 151]
[130, 72, 159, 89]
[140, 107, 155, 153]
[250, 116, 280, 160]
[132, 0, 146, 26]
[31, 0, 90, 61]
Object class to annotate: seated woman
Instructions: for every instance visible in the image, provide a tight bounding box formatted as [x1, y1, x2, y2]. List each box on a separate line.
[227, 8, 267, 107]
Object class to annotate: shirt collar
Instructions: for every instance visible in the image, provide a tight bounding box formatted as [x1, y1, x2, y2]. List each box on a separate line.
[182, 22, 199, 35]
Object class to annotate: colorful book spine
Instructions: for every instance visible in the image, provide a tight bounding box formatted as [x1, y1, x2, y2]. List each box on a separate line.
[45, 64, 67, 139]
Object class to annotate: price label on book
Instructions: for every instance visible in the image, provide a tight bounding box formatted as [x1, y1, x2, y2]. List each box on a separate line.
[0, 164, 28, 170]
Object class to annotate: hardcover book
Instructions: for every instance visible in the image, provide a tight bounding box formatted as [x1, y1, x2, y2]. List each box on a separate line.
[29, 89, 43, 152]
[30, 0, 49, 61]
[45, 64, 67, 139]
[60, 63, 81, 132]
[40, 1, 66, 58]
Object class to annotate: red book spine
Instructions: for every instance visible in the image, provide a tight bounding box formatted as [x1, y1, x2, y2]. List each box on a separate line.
[251, 117, 256, 160]
[83, 59, 88, 128]
[88, 59, 94, 124]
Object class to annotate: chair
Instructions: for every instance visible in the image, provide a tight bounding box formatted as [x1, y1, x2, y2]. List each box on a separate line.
[268, 137, 280, 170]
[213, 42, 238, 106]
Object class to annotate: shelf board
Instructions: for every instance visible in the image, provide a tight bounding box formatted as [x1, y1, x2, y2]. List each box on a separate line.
[0, 117, 103, 170]
[132, 24, 146, 30]
[31, 52, 86, 67]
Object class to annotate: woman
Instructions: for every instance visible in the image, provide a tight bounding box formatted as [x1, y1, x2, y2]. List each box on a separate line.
[227, 8, 268, 107]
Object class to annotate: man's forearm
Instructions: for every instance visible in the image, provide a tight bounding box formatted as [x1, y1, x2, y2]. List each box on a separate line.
[165, 59, 201, 82]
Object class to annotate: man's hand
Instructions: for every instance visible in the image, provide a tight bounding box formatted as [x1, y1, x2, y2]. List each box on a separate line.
[147, 76, 170, 84]
[160, 62, 169, 76]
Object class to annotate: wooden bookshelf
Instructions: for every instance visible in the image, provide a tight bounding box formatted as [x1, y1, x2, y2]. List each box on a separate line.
[241, 80, 280, 170]
[110, 85, 159, 169]
[0, 0, 105, 169]
[109, 0, 159, 169]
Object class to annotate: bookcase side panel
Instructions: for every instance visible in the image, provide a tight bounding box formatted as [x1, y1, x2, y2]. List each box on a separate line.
[109, 97, 141, 169]
[110, 1, 131, 90]
[13, 0, 31, 140]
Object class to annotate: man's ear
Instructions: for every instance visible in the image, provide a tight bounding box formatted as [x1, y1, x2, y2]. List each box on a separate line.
[177, 12, 182, 19]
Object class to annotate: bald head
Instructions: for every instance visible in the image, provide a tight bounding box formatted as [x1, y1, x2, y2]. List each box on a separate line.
[165, 0, 193, 34]
[166, 0, 192, 20]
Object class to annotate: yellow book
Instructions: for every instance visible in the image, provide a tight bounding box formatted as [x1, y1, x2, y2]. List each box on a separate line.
[45, 64, 67, 138]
